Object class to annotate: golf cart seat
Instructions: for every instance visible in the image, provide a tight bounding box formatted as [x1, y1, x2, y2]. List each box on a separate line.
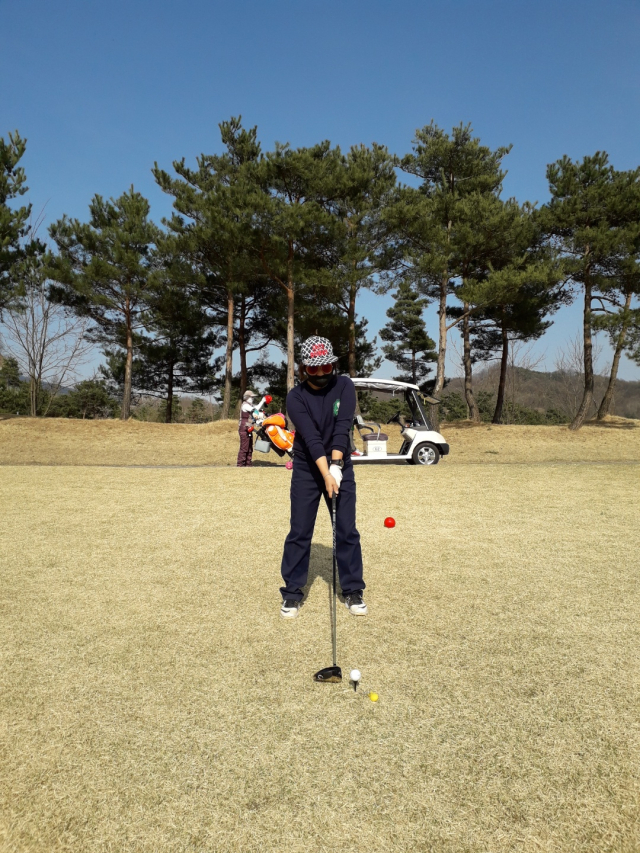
[353, 414, 387, 441]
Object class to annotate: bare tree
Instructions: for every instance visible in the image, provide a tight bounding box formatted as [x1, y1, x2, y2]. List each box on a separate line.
[502, 341, 546, 423]
[449, 334, 546, 422]
[447, 333, 477, 419]
[1, 252, 92, 416]
[553, 333, 604, 421]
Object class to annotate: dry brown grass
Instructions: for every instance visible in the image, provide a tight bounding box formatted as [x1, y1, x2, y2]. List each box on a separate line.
[435, 416, 640, 465]
[1, 461, 639, 852]
[352, 415, 640, 462]
[0, 418, 244, 467]
[1, 415, 639, 467]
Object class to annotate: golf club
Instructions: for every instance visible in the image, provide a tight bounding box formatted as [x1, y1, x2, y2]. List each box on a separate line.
[313, 493, 342, 683]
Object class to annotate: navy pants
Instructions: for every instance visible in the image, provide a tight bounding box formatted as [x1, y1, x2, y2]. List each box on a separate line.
[280, 459, 365, 601]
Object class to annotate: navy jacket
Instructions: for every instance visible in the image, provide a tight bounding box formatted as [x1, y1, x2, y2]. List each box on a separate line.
[286, 375, 356, 465]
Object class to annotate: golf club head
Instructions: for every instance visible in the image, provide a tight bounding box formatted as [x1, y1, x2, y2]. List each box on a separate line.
[313, 665, 342, 683]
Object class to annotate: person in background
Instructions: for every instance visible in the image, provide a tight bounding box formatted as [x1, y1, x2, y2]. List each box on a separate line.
[279, 336, 367, 619]
[237, 389, 257, 467]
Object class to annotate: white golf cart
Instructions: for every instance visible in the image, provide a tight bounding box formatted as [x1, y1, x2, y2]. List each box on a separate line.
[350, 378, 449, 466]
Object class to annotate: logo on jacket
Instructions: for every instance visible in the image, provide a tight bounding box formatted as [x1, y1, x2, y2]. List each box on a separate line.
[333, 398, 340, 417]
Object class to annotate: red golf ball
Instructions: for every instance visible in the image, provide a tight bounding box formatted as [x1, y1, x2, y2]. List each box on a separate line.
[384, 517, 396, 529]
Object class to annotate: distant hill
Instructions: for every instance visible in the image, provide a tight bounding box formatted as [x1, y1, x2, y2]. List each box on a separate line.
[444, 365, 640, 420]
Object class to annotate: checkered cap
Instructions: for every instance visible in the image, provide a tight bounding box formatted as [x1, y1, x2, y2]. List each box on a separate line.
[300, 336, 339, 366]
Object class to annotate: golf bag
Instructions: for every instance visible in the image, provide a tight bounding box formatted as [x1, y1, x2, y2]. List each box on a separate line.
[249, 410, 295, 458]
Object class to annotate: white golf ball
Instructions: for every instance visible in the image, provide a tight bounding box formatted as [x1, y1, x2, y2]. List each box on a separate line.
[350, 669, 361, 682]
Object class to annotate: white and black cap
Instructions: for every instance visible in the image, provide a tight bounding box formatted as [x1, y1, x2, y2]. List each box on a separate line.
[300, 336, 339, 367]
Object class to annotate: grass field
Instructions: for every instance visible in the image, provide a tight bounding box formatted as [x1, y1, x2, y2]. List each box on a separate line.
[1, 414, 639, 467]
[1, 421, 639, 851]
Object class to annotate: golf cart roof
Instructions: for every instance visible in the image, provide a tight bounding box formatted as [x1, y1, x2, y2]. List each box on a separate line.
[352, 377, 420, 391]
[352, 377, 440, 404]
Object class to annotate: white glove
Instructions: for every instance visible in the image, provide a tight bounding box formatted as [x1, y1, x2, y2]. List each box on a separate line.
[329, 464, 343, 488]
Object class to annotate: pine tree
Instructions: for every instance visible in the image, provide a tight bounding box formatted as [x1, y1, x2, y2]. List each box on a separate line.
[541, 153, 637, 430]
[592, 168, 640, 419]
[59, 379, 119, 419]
[187, 397, 208, 423]
[234, 277, 283, 401]
[446, 193, 509, 421]
[290, 293, 382, 378]
[392, 122, 511, 426]
[624, 318, 640, 367]
[325, 144, 396, 376]
[255, 141, 343, 392]
[455, 198, 564, 422]
[380, 281, 437, 386]
[0, 356, 29, 414]
[135, 245, 218, 422]
[154, 117, 267, 419]
[0, 131, 32, 312]
[48, 188, 159, 419]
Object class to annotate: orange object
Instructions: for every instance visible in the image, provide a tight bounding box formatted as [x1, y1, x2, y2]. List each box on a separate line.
[265, 424, 294, 452]
[262, 413, 286, 429]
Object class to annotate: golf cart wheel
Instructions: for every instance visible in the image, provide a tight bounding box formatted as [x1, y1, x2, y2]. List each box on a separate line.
[412, 442, 440, 466]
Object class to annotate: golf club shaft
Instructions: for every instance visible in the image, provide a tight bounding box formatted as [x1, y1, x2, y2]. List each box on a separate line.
[332, 494, 337, 668]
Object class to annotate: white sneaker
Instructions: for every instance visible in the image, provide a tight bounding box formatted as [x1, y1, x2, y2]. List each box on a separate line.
[280, 598, 301, 619]
[345, 592, 368, 616]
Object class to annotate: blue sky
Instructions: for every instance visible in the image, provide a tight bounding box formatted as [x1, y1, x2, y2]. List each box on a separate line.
[2, 0, 639, 380]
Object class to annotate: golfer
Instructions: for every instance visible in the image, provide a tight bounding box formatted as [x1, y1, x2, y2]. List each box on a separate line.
[237, 389, 257, 467]
[280, 336, 367, 618]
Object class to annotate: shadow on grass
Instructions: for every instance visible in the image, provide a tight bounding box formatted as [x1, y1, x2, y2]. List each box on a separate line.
[305, 542, 343, 664]
[584, 419, 638, 430]
[443, 418, 639, 431]
[306, 542, 337, 595]
[442, 420, 490, 430]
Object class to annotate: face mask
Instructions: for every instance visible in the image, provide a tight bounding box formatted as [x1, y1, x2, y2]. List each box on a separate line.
[306, 370, 333, 388]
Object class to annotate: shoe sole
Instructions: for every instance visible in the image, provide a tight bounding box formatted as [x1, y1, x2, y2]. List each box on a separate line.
[345, 603, 368, 616]
[280, 609, 300, 619]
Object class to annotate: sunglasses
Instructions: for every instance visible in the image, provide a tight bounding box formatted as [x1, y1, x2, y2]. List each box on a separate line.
[305, 363, 334, 376]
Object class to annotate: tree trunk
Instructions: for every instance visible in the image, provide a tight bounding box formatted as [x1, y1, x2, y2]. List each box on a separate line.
[221, 288, 234, 420]
[286, 244, 295, 393]
[411, 350, 416, 385]
[492, 320, 509, 424]
[462, 302, 480, 422]
[30, 377, 38, 417]
[348, 280, 357, 377]
[597, 289, 633, 420]
[239, 294, 248, 398]
[30, 294, 43, 416]
[430, 273, 448, 429]
[122, 301, 133, 420]
[165, 360, 174, 424]
[569, 281, 594, 431]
